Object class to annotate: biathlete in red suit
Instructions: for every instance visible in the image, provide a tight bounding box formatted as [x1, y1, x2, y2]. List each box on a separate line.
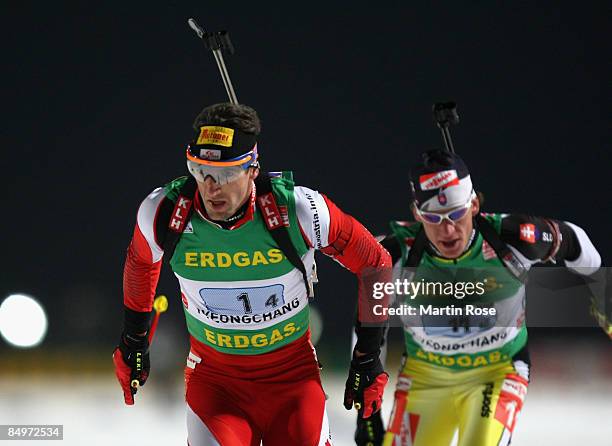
[113, 103, 391, 445]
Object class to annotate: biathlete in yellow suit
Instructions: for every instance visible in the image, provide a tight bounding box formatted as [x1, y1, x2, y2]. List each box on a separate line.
[354, 149, 604, 446]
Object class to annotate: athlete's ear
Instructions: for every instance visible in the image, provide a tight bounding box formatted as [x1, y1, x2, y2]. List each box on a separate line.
[249, 167, 260, 181]
[471, 196, 480, 216]
[411, 203, 422, 222]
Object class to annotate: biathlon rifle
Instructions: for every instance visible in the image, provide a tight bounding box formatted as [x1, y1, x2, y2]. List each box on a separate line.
[188, 18, 239, 104]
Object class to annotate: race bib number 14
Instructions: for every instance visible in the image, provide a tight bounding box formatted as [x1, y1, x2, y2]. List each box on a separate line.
[199, 285, 285, 315]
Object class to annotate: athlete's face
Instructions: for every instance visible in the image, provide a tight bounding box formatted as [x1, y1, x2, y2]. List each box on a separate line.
[197, 168, 259, 221]
[413, 197, 480, 258]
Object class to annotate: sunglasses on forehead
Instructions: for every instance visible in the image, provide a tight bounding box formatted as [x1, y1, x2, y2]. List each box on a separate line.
[415, 198, 474, 225]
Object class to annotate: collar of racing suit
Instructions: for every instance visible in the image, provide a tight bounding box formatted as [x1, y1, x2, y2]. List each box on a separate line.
[193, 181, 256, 230]
[425, 226, 477, 261]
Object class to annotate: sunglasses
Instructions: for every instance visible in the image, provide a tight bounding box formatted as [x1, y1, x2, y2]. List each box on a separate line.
[187, 161, 250, 185]
[415, 200, 473, 225]
[186, 149, 258, 185]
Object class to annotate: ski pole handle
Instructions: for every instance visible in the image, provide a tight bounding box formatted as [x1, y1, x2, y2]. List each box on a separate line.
[188, 18, 239, 104]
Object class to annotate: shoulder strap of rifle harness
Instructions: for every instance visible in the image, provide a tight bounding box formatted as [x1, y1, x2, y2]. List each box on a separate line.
[474, 215, 528, 283]
[404, 228, 428, 268]
[160, 176, 198, 264]
[254, 173, 313, 298]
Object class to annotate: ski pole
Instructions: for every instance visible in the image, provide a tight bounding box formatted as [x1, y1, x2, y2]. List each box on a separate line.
[432, 101, 460, 153]
[130, 295, 168, 390]
[188, 18, 239, 104]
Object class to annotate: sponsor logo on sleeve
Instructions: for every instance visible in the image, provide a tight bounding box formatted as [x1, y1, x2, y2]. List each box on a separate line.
[519, 223, 536, 244]
[196, 126, 234, 147]
[419, 170, 459, 191]
[304, 192, 322, 249]
[541, 230, 553, 242]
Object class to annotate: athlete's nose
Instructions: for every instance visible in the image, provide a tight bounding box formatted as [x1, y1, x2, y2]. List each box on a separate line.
[203, 176, 222, 195]
[440, 219, 457, 236]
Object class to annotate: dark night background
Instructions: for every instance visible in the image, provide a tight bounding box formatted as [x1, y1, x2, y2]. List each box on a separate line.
[1, 3, 610, 358]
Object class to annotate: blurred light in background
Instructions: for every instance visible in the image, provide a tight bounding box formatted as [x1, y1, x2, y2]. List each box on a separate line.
[310, 306, 323, 345]
[0, 293, 48, 348]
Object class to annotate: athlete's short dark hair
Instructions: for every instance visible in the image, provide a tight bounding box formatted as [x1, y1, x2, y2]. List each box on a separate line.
[419, 149, 455, 170]
[193, 103, 261, 136]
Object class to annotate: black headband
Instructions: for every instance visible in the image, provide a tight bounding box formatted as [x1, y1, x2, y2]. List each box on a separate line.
[187, 126, 257, 162]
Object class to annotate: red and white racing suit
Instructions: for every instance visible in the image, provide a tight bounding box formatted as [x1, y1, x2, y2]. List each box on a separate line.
[123, 182, 391, 445]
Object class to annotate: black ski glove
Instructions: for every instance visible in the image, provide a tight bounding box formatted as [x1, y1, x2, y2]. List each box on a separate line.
[344, 350, 389, 419]
[112, 332, 150, 405]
